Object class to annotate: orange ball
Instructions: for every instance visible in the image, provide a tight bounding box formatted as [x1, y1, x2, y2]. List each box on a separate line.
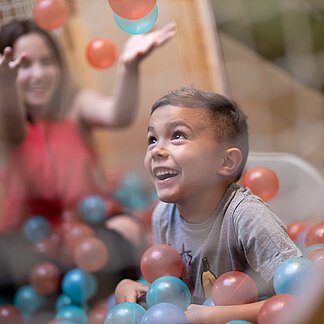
[212, 271, 258, 305]
[108, 0, 156, 20]
[34, 0, 69, 31]
[305, 222, 324, 247]
[86, 38, 118, 69]
[286, 221, 309, 241]
[242, 167, 279, 202]
[140, 244, 183, 283]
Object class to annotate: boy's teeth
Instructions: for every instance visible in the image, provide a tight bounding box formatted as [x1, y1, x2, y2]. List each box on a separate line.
[155, 169, 178, 180]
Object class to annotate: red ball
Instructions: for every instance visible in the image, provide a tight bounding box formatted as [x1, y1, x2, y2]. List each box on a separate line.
[140, 244, 183, 283]
[305, 222, 324, 247]
[286, 221, 309, 241]
[0, 304, 22, 324]
[86, 38, 118, 70]
[29, 261, 61, 295]
[242, 167, 279, 202]
[258, 294, 297, 324]
[211, 271, 258, 305]
[34, 0, 69, 31]
[108, 0, 156, 20]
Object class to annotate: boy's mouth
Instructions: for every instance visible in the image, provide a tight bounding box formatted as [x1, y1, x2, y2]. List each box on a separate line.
[154, 167, 179, 181]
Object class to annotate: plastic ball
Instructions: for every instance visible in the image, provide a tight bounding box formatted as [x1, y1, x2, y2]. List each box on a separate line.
[56, 305, 87, 324]
[55, 294, 73, 312]
[308, 248, 324, 265]
[140, 244, 183, 283]
[257, 294, 297, 324]
[104, 302, 145, 324]
[23, 215, 51, 242]
[302, 243, 324, 256]
[32, 233, 60, 259]
[211, 271, 258, 306]
[0, 304, 22, 324]
[226, 321, 253, 324]
[242, 167, 279, 202]
[34, 0, 69, 31]
[62, 222, 95, 249]
[79, 195, 107, 225]
[47, 319, 75, 324]
[304, 222, 324, 246]
[29, 261, 61, 295]
[286, 221, 309, 241]
[88, 302, 108, 324]
[108, 0, 156, 20]
[273, 256, 315, 295]
[141, 303, 189, 324]
[14, 285, 46, 316]
[73, 236, 109, 272]
[107, 293, 116, 310]
[295, 227, 309, 249]
[86, 38, 118, 69]
[146, 276, 191, 310]
[61, 268, 97, 305]
[113, 5, 158, 35]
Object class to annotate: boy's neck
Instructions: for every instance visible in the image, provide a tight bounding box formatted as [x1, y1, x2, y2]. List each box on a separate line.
[177, 184, 230, 224]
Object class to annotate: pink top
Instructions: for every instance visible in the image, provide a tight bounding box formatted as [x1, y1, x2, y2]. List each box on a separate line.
[0, 120, 103, 232]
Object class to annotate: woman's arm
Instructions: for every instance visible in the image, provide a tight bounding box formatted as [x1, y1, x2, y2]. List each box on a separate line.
[76, 22, 176, 128]
[0, 47, 27, 144]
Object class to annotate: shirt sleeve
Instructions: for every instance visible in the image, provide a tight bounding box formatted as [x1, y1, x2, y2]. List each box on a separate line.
[233, 197, 302, 283]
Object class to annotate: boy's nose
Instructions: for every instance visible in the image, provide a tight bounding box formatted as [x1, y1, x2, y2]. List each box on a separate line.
[151, 143, 169, 159]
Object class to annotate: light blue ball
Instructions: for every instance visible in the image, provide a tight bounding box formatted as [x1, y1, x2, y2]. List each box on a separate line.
[225, 321, 253, 324]
[14, 285, 45, 316]
[61, 268, 98, 305]
[55, 294, 73, 311]
[273, 256, 315, 295]
[79, 195, 107, 225]
[113, 5, 158, 35]
[22, 215, 50, 242]
[56, 305, 87, 324]
[105, 302, 146, 324]
[141, 303, 189, 324]
[146, 276, 191, 310]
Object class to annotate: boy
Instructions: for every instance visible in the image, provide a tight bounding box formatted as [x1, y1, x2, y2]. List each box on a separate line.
[115, 86, 302, 323]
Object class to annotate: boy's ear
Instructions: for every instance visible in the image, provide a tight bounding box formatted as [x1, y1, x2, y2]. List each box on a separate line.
[217, 148, 243, 176]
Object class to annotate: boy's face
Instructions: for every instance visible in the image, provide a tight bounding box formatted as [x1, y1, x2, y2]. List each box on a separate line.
[144, 105, 226, 204]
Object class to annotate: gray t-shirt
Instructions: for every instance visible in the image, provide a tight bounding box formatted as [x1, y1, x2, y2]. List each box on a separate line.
[152, 183, 302, 304]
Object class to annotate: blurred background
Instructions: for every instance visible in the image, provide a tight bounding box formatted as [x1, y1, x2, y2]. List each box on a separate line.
[1, 1, 324, 322]
[1, 0, 323, 177]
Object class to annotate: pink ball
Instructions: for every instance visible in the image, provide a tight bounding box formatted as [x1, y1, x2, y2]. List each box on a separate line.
[212, 271, 258, 305]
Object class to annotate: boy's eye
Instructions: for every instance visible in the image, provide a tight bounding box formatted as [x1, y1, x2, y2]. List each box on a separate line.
[172, 131, 186, 140]
[148, 136, 157, 145]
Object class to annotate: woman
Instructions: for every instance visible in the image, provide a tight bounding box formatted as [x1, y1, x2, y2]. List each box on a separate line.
[0, 18, 175, 305]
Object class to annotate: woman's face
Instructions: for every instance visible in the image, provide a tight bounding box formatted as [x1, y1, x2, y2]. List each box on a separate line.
[14, 33, 61, 115]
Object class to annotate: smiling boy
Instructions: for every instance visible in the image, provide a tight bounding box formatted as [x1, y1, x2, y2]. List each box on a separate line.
[115, 86, 302, 323]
